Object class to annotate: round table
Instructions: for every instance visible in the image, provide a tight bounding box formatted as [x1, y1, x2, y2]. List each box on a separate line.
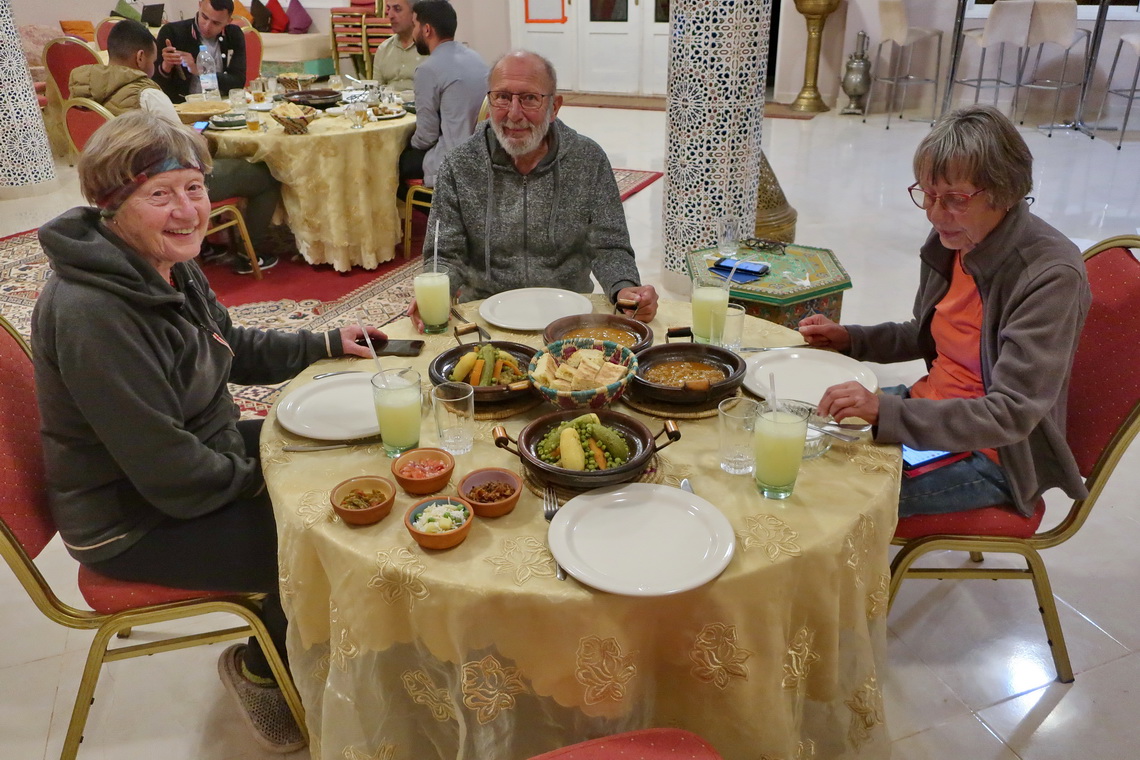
[261, 297, 899, 760]
[209, 110, 416, 271]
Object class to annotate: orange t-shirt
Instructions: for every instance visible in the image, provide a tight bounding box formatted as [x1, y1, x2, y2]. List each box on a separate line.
[909, 252, 999, 463]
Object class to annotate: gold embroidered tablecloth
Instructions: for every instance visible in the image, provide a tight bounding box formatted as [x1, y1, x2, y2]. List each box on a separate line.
[262, 297, 900, 760]
[210, 111, 416, 271]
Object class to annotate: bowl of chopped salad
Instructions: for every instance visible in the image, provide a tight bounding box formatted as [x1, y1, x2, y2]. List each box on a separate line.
[391, 447, 455, 495]
[404, 496, 474, 549]
[330, 476, 396, 525]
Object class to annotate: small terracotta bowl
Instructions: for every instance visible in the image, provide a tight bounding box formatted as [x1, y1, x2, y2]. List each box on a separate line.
[457, 467, 523, 518]
[404, 496, 475, 550]
[391, 447, 455, 495]
[329, 476, 396, 526]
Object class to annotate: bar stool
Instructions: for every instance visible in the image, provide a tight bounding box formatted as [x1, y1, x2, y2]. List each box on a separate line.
[1094, 33, 1140, 150]
[864, 0, 943, 129]
[1017, 0, 1090, 137]
[951, 0, 1034, 116]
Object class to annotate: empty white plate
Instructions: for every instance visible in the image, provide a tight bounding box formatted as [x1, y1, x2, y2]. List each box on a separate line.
[276, 373, 379, 440]
[479, 288, 593, 331]
[743, 348, 878, 406]
[548, 483, 735, 596]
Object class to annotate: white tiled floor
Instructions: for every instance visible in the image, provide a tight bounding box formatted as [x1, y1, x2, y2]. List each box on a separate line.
[1, 107, 1138, 759]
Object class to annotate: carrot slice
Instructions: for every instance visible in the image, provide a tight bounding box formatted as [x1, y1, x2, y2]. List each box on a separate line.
[468, 359, 485, 385]
[587, 438, 607, 470]
[492, 358, 505, 382]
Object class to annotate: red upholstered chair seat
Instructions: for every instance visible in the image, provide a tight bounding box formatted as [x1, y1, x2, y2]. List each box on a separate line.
[894, 499, 1046, 540]
[528, 729, 723, 760]
[78, 565, 236, 615]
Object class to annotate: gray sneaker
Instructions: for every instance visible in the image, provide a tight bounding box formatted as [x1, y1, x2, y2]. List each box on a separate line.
[217, 644, 306, 754]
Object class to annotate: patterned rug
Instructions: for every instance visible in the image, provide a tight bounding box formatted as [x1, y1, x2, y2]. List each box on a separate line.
[0, 229, 416, 417]
[614, 168, 663, 201]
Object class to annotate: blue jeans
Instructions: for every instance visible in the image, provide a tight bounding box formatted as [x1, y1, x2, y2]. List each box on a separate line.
[881, 385, 1015, 518]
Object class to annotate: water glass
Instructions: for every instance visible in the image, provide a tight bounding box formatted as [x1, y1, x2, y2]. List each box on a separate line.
[228, 88, 247, 113]
[431, 382, 474, 455]
[414, 263, 451, 334]
[753, 399, 812, 499]
[718, 397, 760, 475]
[721, 303, 746, 351]
[691, 273, 729, 345]
[327, 74, 344, 90]
[718, 215, 740, 257]
[371, 368, 422, 457]
[346, 101, 367, 129]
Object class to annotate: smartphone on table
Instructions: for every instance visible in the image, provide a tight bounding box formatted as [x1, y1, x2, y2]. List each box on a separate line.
[355, 338, 424, 357]
[901, 445, 971, 478]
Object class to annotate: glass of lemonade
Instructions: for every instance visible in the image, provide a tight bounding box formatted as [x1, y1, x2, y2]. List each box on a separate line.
[414, 263, 451, 334]
[753, 399, 812, 499]
[371, 368, 422, 457]
[691, 273, 729, 345]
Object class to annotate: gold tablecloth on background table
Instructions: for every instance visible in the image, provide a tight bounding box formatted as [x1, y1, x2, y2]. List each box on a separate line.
[210, 111, 416, 271]
[262, 297, 900, 760]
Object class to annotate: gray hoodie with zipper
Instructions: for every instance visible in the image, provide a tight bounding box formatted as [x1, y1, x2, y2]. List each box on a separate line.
[427, 119, 642, 303]
[32, 208, 344, 563]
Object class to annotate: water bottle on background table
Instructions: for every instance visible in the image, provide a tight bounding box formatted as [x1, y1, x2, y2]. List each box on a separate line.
[197, 45, 219, 100]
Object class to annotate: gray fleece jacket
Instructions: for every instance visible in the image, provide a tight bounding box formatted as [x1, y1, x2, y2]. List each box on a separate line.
[846, 201, 1090, 516]
[32, 208, 344, 562]
[426, 119, 642, 303]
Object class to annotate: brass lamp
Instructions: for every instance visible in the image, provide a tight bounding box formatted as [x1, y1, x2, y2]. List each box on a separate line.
[790, 0, 842, 113]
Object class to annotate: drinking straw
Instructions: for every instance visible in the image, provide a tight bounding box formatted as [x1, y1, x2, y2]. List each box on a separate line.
[433, 220, 439, 272]
[768, 372, 781, 414]
[356, 312, 385, 384]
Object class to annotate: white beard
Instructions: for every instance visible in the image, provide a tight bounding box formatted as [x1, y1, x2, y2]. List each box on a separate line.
[491, 115, 550, 158]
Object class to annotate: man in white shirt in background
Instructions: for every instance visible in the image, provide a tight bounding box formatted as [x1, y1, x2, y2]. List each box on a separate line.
[69, 19, 279, 274]
[371, 1, 424, 93]
[398, 0, 488, 189]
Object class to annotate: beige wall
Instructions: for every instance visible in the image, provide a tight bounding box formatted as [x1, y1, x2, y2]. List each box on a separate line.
[451, 0, 511, 64]
[12, 0, 199, 29]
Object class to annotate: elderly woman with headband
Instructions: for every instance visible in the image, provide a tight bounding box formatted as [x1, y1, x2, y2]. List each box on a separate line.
[799, 105, 1090, 519]
[31, 111, 384, 752]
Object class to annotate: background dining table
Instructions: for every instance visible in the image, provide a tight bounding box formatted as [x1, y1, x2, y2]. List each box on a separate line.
[209, 109, 416, 271]
[260, 296, 899, 760]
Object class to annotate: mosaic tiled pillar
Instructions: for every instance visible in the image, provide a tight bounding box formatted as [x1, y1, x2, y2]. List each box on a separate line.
[0, 0, 56, 197]
[664, 0, 770, 274]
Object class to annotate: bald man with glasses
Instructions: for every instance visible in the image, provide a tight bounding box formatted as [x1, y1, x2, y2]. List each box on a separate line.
[405, 50, 658, 331]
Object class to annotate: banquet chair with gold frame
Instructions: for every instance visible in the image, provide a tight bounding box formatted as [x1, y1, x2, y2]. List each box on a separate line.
[0, 313, 306, 760]
[888, 236, 1140, 683]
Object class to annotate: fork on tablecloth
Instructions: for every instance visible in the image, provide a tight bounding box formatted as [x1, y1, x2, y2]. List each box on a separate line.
[542, 485, 567, 581]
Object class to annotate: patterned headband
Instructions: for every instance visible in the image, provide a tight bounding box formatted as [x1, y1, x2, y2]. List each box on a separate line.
[98, 156, 205, 217]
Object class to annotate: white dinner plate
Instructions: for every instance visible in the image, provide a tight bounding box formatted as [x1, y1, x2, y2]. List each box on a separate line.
[326, 106, 345, 117]
[479, 288, 593, 331]
[743, 348, 878, 406]
[276, 373, 379, 441]
[207, 122, 247, 131]
[548, 483, 735, 596]
[248, 101, 273, 111]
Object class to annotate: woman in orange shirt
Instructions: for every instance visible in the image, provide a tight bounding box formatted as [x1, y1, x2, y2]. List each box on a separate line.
[799, 105, 1090, 518]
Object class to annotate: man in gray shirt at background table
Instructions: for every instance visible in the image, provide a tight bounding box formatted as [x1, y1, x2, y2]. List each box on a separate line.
[398, 0, 489, 188]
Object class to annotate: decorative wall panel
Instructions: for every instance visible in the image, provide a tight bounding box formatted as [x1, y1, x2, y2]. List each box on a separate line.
[0, 0, 56, 192]
[664, 0, 770, 273]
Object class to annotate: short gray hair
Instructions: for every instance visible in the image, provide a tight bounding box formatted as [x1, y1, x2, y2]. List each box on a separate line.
[491, 50, 558, 93]
[78, 110, 212, 208]
[913, 104, 1033, 209]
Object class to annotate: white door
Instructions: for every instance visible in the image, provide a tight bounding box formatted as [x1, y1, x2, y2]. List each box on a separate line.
[511, 0, 581, 91]
[508, 0, 670, 96]
[640, 0, 670, 95]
